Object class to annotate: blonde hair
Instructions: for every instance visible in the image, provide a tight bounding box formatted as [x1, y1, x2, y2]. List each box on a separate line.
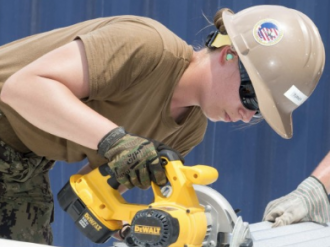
[213, 8, 234, 34]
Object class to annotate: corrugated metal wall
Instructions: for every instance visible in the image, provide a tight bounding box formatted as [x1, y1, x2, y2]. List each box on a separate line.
[0, 0, 329, 246]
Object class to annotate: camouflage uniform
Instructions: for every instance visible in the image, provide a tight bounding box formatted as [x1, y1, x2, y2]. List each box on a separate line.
[0, 140, 54, 245]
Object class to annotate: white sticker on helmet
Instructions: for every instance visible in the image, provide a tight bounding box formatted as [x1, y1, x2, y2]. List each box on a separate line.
[284, 85, 308, 106]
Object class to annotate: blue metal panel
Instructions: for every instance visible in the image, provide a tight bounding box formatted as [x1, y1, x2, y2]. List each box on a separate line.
[0, 0, 329, 246]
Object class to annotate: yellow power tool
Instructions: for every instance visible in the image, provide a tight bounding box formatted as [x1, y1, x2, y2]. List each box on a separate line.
[58, 150, 253, 247]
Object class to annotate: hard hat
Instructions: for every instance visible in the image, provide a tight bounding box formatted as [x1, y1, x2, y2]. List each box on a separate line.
[222, 5, 325, 139]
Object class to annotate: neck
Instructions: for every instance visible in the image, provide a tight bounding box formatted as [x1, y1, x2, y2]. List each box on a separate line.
[170, 49, 209, 121]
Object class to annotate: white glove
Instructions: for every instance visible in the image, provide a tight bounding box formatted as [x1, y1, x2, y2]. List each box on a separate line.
[263, 176, 330, 227]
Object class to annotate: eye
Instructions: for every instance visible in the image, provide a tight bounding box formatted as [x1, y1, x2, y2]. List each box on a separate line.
[240, 84, 255, 96]
[241, 87, 252, 94]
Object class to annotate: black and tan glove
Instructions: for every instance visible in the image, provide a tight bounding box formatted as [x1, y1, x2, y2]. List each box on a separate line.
[98, 127, 182, 190]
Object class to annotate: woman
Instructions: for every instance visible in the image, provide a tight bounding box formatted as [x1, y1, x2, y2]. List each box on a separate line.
[0, 4, 327, 245]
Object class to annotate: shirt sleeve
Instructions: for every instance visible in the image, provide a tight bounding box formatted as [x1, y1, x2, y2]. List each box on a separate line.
[76, 17, 164, 101]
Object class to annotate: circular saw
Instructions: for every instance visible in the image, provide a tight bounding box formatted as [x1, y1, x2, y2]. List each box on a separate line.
[58, 150, 253, 247]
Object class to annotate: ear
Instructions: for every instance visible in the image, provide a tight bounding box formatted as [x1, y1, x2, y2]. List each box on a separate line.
[219, 46, 237, 65]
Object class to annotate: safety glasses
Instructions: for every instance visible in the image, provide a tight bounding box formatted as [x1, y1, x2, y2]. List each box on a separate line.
[238, 59, 261, 118]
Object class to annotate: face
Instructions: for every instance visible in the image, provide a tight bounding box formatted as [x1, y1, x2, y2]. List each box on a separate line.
[200, 49, 257, 123]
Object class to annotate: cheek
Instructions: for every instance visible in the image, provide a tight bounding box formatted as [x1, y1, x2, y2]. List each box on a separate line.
[223, 77, 241, 108]
[202, 72, 242, 120]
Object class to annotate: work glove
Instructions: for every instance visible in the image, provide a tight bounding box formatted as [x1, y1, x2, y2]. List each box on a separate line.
[263, 176, 330, 227]
[98, 127, 182, 190]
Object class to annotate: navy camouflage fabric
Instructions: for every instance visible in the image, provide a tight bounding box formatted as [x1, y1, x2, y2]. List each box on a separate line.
[0, 140, 54, 245]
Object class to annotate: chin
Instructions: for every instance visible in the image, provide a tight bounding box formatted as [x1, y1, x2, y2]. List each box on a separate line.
[207, 116, 222, 122]
[202, 109, 222, 122]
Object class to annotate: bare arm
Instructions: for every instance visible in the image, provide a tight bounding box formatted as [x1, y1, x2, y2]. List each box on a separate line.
[1, 40, 165, 190]
[311, 151, 330, 194]
[0, 40, 116, 149]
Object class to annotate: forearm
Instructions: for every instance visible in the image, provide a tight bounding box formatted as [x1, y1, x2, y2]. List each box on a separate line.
[311, 151, 330, 194]
[1, 73, 116, 150]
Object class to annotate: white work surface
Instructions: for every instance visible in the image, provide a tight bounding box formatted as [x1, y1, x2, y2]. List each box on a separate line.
[250, 221, 330, 247]
[1, 222, 330, 247]
[0, 239, 58, 247]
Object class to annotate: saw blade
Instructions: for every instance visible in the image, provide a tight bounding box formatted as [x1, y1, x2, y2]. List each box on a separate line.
[230, 216, 253, 247]
[193, 185, 239, 246]
[194, 184, 238, 232]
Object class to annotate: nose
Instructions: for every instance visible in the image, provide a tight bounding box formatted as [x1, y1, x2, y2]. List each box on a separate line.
[239, 109, 256, 123]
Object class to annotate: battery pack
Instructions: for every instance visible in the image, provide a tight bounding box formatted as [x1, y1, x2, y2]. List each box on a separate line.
[57, 181, 116, 243]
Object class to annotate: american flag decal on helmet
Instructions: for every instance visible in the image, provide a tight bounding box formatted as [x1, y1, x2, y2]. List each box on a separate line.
[253, 19, 284, 46]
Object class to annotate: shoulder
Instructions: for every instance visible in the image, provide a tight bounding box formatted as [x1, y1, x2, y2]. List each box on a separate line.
[76, 16, 192, 99]
[97, 15, 191, 59]
[78, 16, 168, 63]
[130, 16, 192, 59]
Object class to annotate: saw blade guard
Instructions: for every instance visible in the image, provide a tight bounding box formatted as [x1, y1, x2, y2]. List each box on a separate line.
[194, 184, 238, 246]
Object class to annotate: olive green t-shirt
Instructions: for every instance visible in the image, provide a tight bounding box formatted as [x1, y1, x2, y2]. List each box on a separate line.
[0, 16, 207, 168]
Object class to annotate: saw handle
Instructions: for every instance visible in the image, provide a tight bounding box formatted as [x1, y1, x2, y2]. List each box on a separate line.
[99, 149, 180, 191]
[98, 163, 120, 190]
[159, 149, 183, 164]
[100, 149, 216, 193]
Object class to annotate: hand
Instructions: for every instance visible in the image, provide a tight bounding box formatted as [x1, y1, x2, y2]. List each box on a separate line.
[98, 127, 181, 190]
[263, 176, 330, 227]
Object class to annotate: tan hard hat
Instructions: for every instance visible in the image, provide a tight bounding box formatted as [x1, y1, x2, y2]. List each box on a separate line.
[222, 5, 325, 139]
